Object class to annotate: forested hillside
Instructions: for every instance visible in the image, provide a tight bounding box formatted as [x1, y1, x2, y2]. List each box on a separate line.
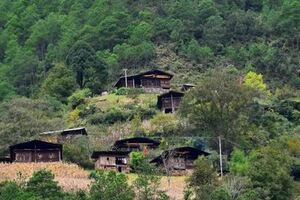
[1, 0, 300, 199]
[0, 0, 300, 99]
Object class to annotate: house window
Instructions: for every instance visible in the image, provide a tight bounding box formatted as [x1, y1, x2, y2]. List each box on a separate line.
[107, 157, 109, 161]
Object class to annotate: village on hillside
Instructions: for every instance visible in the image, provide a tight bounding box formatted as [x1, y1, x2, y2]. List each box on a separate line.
[1, 0, 300, 199]
[0, 69, 214, 176]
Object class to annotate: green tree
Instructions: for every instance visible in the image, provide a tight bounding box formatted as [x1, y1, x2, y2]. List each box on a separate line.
[180, 69, 259, 152]
[129, 21, 153, 45]
[186, 39, 213, 64]
[247, 146, 293, 200]
[229, 149, 250, 176]
[133, 173, 169, 200]
[89, 170, 135, 200]
[130, 151, 145, 172]
[41, 63, 77, 102]
[66, 40, 107, 91]
[26, 170, 63, 199]
[243, 71, 269, 94]
[188, 156, 218, 200]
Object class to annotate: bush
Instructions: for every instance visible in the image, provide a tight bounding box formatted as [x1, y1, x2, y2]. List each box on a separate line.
[0, 181, 29, 200]
[149, 113, 179, 136]
[63, 137, 93, 169]
[88, 108, 132, 125]
[26, 170, 63, 199]
[186, 39, 213, 63]
[115, 87, 144, 96]
[115, 87, 130, 95]
[211, 187, 231, 200]
[89, 170, 135, 200]
[130, 151, 145, 172]
[68, 89, 91, 109]
[133, 173, 169, 200]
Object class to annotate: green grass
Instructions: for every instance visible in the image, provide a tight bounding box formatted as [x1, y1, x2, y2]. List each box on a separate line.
[88, 93, 157, 111]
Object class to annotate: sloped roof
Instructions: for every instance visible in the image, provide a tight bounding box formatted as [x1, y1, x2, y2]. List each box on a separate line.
[150, 146, 209, 164]
[10, 140, 62, 150]
[113, 137, 160, 148]
[113, 69, 173, 87]
[40, 127, 87, 136]
[91, 151, 131, 159]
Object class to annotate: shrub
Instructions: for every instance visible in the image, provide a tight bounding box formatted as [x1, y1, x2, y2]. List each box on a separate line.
[88, 108, 132, 125]
[68, 89, 91, 109]
[26, 170, 63, 199]
[149, 113, 179, 136]
[130, 151, 145, 172]
[0, 181, 28, 200]
[211, 187, 231, 200]
[63, 137, 93, 169]
[68, 108, 80, 124]
[115, 87, 144, 96]
[89, 170, 135, 200]
[115, 87, 130, 95]
[133, 173, 169, 200]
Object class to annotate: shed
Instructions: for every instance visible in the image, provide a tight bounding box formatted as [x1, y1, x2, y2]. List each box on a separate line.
[181, 84, 195, 92]
[114, 69, 173, 92]
[40, 127, 87, 143]
[91, 151, 131, 173]
[113, 137, 160, 152]
[157, 90, 184, 113]
[9, 140, 63, 163]
[150, 147, 209, 175]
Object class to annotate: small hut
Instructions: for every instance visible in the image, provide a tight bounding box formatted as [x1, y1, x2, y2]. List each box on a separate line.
[181, 84, 195, 92]
[113, 137, 160, 152]
[91, 151, 130, 173]
[114, 69, 173, 93]
[9, 140, 62, 163]
[40, 127, 87, 143]
[150, 147, 209, 175]
[157, 90, 184, 113]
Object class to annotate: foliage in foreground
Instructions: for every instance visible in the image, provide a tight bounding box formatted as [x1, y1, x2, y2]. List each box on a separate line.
[0, 169, 170, 200]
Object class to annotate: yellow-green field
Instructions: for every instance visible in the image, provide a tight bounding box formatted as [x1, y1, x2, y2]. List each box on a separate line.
[87, 93, 157, 111]
[0, 162, 186, 200]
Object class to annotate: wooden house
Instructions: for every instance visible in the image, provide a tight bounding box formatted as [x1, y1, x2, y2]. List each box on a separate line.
[157, 90, 184, 113]
[113, 69, 173, 93]
[181, 84, 195, 92]
[9, 140, 62, 163]
[40, 127, 87, 143]
[113, 137, 160, 152]
[150, 147, 209, 175]
[91, 151, 130, 173]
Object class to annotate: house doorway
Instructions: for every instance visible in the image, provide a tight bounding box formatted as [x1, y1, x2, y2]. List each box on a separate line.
[118, 166, 122, 172]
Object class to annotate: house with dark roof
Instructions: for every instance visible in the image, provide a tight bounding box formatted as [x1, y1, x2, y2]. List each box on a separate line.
[114, 69, 173, 93]
[113, 137, 160, 152]
[150, 147, 209, 175]
[9, 140, 63, 163]
[91, 151, 130, 173]
[157, 90, 184, 113]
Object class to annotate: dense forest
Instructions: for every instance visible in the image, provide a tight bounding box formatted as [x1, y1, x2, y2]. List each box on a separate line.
[0, 0, 300, 199]
[0, 0, 300, 99]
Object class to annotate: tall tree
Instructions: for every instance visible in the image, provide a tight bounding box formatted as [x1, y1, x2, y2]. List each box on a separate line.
[40, 63, 77, 102]
[180, 68, 259, 152]
[66, 40, 107, 93]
